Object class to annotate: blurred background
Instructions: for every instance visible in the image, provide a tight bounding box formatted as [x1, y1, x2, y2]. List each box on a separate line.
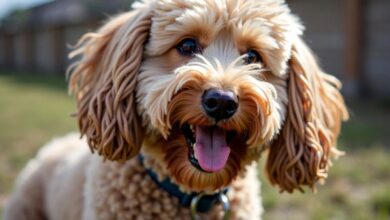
[0, 0, 389, 219]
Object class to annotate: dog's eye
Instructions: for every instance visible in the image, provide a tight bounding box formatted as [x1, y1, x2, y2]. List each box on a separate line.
[244, 49, 262, 64]
[176, 38, 201, 57]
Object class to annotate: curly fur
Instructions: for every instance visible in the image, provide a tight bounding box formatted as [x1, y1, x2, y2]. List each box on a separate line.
[5, 0, 348, 219]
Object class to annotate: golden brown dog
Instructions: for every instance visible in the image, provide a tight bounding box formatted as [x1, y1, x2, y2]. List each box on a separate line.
[4, 0, 348, 219]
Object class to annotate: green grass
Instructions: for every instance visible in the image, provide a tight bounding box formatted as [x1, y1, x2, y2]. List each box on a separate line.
[260, 148, 390, 220]
[0, 72, 390, 219]
[0, 72, 76, 198]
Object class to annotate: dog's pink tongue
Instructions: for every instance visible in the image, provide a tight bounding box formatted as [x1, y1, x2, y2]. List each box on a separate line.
[194, 126, 230, 172]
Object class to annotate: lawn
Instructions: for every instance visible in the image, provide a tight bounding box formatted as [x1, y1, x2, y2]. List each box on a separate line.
[0, 72, 76, 217]
[0, 72, 389, 219]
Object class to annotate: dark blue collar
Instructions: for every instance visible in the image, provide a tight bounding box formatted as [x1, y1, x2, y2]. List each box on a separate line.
[138, 155, 228, 213]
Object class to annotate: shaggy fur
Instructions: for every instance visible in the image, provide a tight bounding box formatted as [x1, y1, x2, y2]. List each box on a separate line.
[4, 0, 348, 219]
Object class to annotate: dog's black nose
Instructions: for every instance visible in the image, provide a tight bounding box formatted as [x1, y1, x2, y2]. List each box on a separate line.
[202, 89, 238, 121]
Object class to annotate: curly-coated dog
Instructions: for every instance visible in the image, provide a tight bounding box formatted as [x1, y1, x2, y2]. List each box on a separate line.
[4, 0, 348, 219]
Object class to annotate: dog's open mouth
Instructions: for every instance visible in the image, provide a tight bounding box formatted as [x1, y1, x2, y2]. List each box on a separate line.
[182, 124, 235, 173]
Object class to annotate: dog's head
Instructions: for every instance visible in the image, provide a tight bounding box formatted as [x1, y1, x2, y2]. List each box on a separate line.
[69, 0, 348, 193]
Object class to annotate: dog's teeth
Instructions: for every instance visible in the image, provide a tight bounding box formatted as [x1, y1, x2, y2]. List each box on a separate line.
[193, 143, 198, 159]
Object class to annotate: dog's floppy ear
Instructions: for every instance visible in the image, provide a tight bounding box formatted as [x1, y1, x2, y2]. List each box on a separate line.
[68, 6, 152, 161]
[266, 38, 349, 192]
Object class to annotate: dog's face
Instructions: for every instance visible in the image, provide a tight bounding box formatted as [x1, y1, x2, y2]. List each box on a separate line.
[69, 0, 348, 193]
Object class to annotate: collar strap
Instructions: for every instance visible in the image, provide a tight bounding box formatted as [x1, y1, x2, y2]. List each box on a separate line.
[138, 155, 229, 213]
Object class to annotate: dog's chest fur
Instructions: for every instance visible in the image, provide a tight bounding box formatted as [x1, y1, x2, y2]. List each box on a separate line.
[84, 155, 262, 220]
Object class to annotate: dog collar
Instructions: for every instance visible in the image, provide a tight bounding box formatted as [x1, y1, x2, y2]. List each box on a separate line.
[138, 155, 229, 213]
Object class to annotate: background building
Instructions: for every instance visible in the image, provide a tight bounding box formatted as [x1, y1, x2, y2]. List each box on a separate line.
[0, 0, 389, 98]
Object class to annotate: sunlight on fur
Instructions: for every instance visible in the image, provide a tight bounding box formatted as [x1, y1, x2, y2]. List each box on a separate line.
[5, 0, 348, 219]
[69, 0, 348, 193]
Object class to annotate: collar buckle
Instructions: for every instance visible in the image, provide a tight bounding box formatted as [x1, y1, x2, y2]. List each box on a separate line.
[190, 192, 231, 220]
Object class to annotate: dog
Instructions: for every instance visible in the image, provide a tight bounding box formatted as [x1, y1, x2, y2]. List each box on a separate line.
[4, 0, 348, 219]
